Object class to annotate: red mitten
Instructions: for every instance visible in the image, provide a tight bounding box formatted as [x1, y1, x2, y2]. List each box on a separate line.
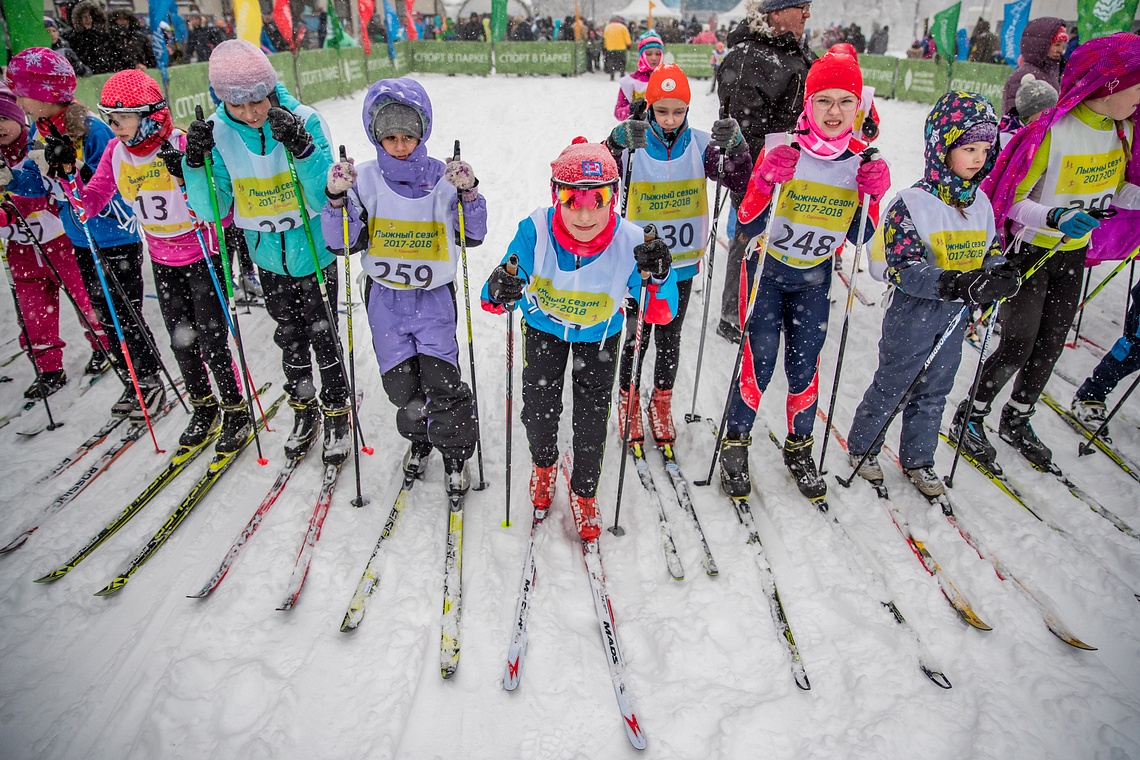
[856, 159, 890, 201]
[752, 145, 800, 196]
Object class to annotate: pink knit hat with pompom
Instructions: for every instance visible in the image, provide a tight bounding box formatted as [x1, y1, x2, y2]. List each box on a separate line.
[209, 40, 278, 104]
[550, 136, 619, 186]
[5, 47, 76, 104]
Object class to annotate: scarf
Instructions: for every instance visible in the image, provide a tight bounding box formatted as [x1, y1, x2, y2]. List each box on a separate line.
[551, 203, 617, 258]
[0, 123, 29, 168]
[794, 107, 852, 160]
[122, 111, 173, 157]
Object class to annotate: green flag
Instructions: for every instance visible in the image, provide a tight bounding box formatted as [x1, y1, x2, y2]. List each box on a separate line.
[5, 1, 51, 55]
[930, 2, 961, 63]
[325, 0, 355, 48]
[491, 0, 508, 42]
[1078, 0, 1140, 40]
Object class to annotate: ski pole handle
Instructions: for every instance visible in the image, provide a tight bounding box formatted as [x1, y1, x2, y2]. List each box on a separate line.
[506, 254, 519, 277]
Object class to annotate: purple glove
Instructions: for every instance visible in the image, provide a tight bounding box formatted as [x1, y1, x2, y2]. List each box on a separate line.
[445, 159, 478, 203]
[856, 158, 890, 201]
[753, 145, 799, 196]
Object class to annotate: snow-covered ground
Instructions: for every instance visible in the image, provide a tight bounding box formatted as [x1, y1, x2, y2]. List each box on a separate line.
[1, 73, 1138, 760]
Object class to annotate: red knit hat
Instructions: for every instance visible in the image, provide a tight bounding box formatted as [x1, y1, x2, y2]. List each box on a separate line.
[805, 50, 863, 99]
[551, 136, 619, 186]
[646, 63, 691, 106]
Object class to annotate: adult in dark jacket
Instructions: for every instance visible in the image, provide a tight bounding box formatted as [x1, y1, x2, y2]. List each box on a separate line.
[1000, 17, 1067, 114]
[65, 1, 112, 74]
[714, 0, 814, 341]
[186, 14, 228, 63]
[106, 10, 157, 71]
[967, 18, 1000, 63]
[458, 14, 485, 41]
[45, 18, 92, 77]
[867, 24, 889, 55]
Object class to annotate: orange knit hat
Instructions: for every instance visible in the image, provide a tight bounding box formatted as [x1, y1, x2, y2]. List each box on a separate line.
[645, 63, 691, 106]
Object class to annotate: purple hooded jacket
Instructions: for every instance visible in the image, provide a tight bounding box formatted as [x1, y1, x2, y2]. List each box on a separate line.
[320, 77, 487, 251]
[1000, 17, 1066, 115]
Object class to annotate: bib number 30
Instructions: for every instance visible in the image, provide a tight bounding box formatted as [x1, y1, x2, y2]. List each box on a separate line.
[659, 222, 695, 251]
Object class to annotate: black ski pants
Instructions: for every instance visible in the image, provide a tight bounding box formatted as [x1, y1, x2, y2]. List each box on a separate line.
[618, 277, 693, 391]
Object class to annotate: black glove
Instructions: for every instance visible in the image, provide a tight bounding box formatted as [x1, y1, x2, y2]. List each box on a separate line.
[184, 118, 215, 169]
[158, 143, 185, 180]
[861, 115, 879, 141]
[488, 264, 526, 303]
[937, 262, 1020, 304]
[268, 106, 313, 156]
[42, 130, 76, 178]
[634, 238, 672, 280]
[710, 117, 743, 152]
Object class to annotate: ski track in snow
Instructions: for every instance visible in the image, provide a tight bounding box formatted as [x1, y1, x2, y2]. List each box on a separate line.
[1, 74, 1139, 760]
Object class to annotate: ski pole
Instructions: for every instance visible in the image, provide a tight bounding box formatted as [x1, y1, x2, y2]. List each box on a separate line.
[280, 128, 372, 459]
[944, 301, 1000, 489]
[837, 304, 970, 490]
[1128, 259, 1137, 328]
[696, 135, 796, 488]
[1079, 370, 1140, 456]
[612, 224, 658, 537]
[685, 98, 729, 426]
[174, 126, 270, 464]
[337, 145, 368, 508]
[1067, 266, 1093, 350]
[1078, 247, 1140, 312]
[0, 240, 59, 429]
[56, 172, 164, 453]
[504, 254, 519, 529]
[819, 148, 879, 474]
[453, 140, 486, 491]
[619, 99, 647, 219]
[1, 195, 121, 384]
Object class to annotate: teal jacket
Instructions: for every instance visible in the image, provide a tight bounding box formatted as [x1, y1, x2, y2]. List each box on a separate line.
[184, 84, 334, 277]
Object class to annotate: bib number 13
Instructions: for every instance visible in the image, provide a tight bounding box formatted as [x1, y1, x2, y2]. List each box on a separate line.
[771, 224, 836, 259]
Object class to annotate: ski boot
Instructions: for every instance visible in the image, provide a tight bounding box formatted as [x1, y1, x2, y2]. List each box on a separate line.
[617, 387, 643, 443]
[848, 452, 884, 483]
[569, 490, 601, 541]
[999, 403, 1052, 470]
[111, 383, 136, 418]
[179, 395, 221, 449]
[716, 319, 742, 345]
[719, 431, 752, 497]
[905, 466, 945, 498]
[403, 441, 433, 478]
[647, 387, 676, 444]
[1070, 397, 1109, 440]
[24, 369, 67, 399]
[950, 399, 999, 473]
[130, 374, 166, 422]
[84, 349, 111, 377]
[284, 397, 321, 460]
[444, 456, 469, 497]
[783, 433, 826, 500]
[530, 463, 557, 509]
[321, 402, 352, 466]
[216, 401, 252, 455]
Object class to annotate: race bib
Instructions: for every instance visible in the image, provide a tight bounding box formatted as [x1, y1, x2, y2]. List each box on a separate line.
[232, 171, 305, 234]
[927, 229, 990, 272]
[0, 209, 66, 245]
[767, 179, 859, 269]
[366, 217, 449, 290]
[528, 276, 616, 327]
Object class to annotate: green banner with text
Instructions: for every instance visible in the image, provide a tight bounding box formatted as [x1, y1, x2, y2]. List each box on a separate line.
[665, 45, 714, 78]
[494, 42, 577, 75]
[407, 42, 492, 75]
[859, 55, 899, 99]
[895, 58, 949, 104]
[948, 61, 1011, 111]
[297, 48, 345, 103]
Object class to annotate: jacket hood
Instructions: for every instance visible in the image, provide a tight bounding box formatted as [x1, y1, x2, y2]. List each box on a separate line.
[918, 91, 998, 207]
[71, 2, 107, 28]
[362, 78, 433, 151]
[1020, 17, 1065, 69]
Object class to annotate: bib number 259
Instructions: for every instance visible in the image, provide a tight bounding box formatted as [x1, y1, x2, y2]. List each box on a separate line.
[375, 261, 434, 289]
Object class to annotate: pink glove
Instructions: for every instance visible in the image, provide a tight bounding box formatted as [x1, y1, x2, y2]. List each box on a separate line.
[752, 145, 800, 195]
[445, 159, 479, 203]
[856, 158, 890, 201]
[326, 158, 356, 202]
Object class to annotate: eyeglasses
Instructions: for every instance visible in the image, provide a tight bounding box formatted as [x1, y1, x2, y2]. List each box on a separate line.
[554, 183, 615, 210]
[812, 95, 859, 113]
[794, 3, 812, 15]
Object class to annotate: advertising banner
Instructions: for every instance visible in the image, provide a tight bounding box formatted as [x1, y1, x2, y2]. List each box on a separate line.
[895, 58, 949, 104]
[949, 61, 1012, 111]
[407, 42, 492, 75]
[494, 42, 576, 75]
[665, 45, 714, 78]
[859, 55, 899, 98]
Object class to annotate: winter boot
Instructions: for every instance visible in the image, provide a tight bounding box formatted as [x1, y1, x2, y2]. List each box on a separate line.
[950, 399, 999, 471]
[719, 432, 752, 498]
[647, 387, 676, 444]
[284, 397, 321, 460]
[84, 349, 111, 376]
[179, 395, 221, 449]
[716, 319, 742, 345]
[321, 402, 352, 466]
[569, 490, 601, 541]
[444, 456, 469, 497]
[24, 369, 67, 399]
[530, 463, 557, 509]
[848, 452, 884, 483]
[130, 374, 166, 422]
[402, 441, 433, 478]
[215, 401, 253, 455]
[1071, 397, 1109, 439]
[905, 466, 945, 498]
[999, 403, 1053, 470]
[111, 383, 136, 418]
[783, 433, 826, 500]
[617, 387, 643, 443]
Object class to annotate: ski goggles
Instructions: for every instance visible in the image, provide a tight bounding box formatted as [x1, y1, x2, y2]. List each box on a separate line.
[553, 182, 616, 210]
[98, 100, 167, 124]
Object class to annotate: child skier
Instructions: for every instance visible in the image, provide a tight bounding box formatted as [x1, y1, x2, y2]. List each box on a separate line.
[952, 33, 1140, 471]
[179, 39, 348, 464]
[481, 137, 677, 540]
[846, 92, 1019, 497]
[73, 69, 250, 452]
[998, 74, 1058, 147]
[718, 49, 890, 500]
[5, 47, 163, 420]
[321, 78, 484, 493]
[606, 62, 752, 445]
[614, 30, 664, 120]
[0, 83, 108, 399]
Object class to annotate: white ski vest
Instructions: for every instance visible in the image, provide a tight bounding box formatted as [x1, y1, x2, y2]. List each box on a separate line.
[764, 151, 862, 270]
[211, 105, 325, 235]
[354, 161, 457, 291]
[0, 208, 65, 245]
[870, 187, 996, 281]
[524, 208, 642, 330]
[110, 129, 194, 239]
[619, 74, 648, 110]
[625, 130, 710, 273]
